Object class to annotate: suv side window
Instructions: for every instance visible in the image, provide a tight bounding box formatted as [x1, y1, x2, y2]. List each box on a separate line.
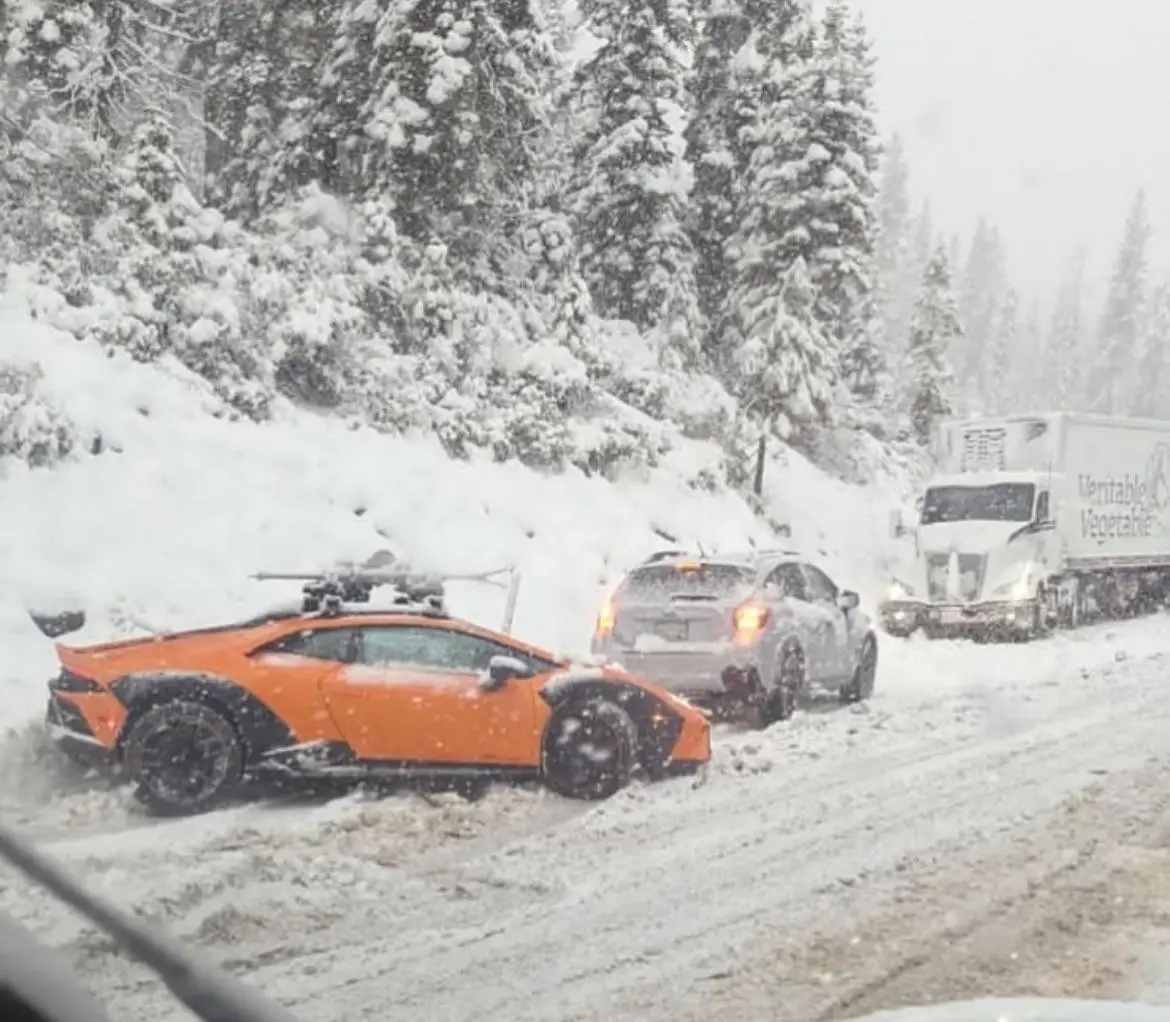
[260, 627, 358, 663]
[801, 564, 838, 604]
[356, 626, 552, 675]
[765, 563, 808, 601]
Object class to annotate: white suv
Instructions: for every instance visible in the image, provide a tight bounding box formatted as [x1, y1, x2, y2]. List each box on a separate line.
[590, 550, 878, 725]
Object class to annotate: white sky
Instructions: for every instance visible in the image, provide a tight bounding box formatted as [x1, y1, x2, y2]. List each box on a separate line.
[859, 0, 1170, 306]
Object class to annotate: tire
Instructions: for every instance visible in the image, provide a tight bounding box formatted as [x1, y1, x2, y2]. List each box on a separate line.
[121, 699, 244, 816]
[841, 635, 878, 704]
[760, 646, 801, 727]
[541, 698, 638, 800]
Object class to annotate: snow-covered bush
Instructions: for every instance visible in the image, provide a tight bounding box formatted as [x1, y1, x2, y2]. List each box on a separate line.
[0, 365, 76, 468]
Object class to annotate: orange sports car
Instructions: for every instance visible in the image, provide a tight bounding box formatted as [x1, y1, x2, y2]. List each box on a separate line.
[37, 570, 711, 815]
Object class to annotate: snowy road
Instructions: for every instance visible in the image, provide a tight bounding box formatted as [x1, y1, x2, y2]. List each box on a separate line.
[5, 619, 1170, 1021]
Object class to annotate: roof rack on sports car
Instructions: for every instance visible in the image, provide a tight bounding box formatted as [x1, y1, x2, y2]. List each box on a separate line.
[253, 564, 522, 634]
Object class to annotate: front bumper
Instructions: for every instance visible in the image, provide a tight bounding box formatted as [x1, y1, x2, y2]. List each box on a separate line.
[879, 599, 1036, 635]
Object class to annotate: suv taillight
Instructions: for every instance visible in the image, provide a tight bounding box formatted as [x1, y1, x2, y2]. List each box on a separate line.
[595, 595, 617, 637]
[732, 601, 770, 643]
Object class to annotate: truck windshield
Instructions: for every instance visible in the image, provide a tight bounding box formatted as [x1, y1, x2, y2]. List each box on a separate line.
[920, 483, 1035, 525]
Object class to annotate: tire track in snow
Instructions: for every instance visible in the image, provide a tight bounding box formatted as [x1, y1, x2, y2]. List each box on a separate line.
[235, 659, 1170, 1022]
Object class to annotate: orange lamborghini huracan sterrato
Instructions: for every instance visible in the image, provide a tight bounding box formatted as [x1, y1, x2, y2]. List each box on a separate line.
[39, 571, 711, 815]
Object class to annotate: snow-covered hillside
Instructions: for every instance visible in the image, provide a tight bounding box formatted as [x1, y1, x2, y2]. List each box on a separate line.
[11, 305, 1170, 1021]
[0, 303, 901, 726]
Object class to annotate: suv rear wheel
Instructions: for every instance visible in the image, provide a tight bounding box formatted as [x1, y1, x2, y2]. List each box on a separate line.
[760, 648, 802, 727]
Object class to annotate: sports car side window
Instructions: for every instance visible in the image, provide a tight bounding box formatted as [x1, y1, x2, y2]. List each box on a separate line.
[261, 627, 357, 662]
[357, 626, 545, 675]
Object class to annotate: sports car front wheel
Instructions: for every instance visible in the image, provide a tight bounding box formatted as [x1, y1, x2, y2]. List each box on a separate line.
[541, 698, 638, 800]
[122, 699, 244, 816]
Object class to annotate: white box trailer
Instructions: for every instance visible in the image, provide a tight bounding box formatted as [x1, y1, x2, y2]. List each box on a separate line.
[880, 411, 1170, 638]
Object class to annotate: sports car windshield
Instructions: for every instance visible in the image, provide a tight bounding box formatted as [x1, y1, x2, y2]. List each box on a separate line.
[920, 483, 1035, 525]
[624, 563, 754, 599]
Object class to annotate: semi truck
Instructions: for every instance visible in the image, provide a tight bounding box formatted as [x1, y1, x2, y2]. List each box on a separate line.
[880, 412, 1170, 639]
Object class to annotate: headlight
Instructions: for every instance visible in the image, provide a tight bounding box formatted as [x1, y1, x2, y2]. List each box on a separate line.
[886, 580, 913, 601]
[992, 563, 1040, 600]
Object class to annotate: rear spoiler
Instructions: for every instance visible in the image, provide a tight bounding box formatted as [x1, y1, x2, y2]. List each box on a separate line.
[27, 565, 523, 643]
[28, 610, 86, 640]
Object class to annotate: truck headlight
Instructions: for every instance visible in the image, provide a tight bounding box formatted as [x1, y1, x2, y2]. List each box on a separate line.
[886, 580, 913, 601]
[993, 563, 1040, 600]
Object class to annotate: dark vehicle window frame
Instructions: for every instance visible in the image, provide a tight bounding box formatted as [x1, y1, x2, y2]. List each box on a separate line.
[764, 563, 808, 601]
[254, 627, 360, 663]
[801, 564, 839, 604]
[623, 562, 755, 599]
[920, 483, 1036, 525]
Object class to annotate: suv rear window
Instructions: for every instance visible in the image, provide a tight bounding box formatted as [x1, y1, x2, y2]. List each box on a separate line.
[623, 563, 754, 599]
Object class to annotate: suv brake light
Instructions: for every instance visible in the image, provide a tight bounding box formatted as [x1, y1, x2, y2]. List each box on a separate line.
[733, 601, 769, 642]
[595, 594, 617, 637]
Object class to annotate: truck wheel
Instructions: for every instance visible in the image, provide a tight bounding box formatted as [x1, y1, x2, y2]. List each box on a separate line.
[122, 700, 244, 816]
[1028, 585, 1057, 640]
[760, 647, 802, 727]
[541, 698, 637, 800]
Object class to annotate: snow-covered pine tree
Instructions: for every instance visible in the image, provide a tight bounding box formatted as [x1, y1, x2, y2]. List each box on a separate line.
[2, 1, 136, 141]
[205, 0, 331, 218]
[568, 0, 702, 360]
[1132, 283, 1170, 419]
[684, 0, 753, 337]
[1010, 298, 1045, 414]
[1090, 189, 1150, 414]
[804, 2, 881, 353]
[356, 0, 557, 284]
[879, 197, 933, 399]
[872, 132, 911, 345]
[956, 216, 1006, 399]
[733, 256, 834, 441]
[905, 245, 959, 445]
[726, 8, 847, 430]
[1044, 248, 1087, 410]
[981, 286, 1017, 413]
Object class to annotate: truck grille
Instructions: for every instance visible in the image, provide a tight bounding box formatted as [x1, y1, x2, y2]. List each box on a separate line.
[925, 554, 987, 603]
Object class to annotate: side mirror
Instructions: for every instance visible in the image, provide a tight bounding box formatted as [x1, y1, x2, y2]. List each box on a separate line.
[838, 590, 860, 612]
[483, 655, 531, 691]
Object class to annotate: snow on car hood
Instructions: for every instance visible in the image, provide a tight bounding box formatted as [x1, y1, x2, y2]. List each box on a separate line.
[917, 519, 1029, 555]
[850, 997, 1168, 1022]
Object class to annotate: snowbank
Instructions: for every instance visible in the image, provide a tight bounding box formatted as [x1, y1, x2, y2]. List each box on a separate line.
[0, 304, 899, 723]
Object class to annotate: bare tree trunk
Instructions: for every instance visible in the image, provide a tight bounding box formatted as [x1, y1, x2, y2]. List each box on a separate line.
[753, 429, 767, 497]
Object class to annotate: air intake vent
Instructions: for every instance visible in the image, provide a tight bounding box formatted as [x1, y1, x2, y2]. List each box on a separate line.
[960, 427, 1006, 471]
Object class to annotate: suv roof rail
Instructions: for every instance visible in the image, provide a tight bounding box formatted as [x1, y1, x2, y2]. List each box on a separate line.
[641, 549, 694, 564]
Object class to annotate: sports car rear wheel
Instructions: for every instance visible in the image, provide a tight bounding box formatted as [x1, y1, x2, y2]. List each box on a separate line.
[122, 699, 244, 816]
[542, 698, 637, 800]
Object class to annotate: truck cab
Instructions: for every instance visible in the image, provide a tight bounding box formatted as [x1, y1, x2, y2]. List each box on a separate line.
[882, 415, 1064, 638]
